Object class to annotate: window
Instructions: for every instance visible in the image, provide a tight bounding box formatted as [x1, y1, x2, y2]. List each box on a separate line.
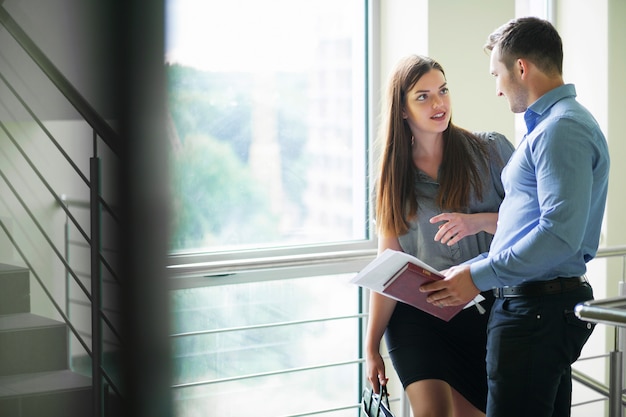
[166, 0, 370, 254]
[170, 274, 364, 416]
[166, 1, 374, 416]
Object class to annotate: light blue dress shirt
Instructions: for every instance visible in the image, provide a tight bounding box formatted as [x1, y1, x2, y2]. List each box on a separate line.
[470, 84, 610, 291]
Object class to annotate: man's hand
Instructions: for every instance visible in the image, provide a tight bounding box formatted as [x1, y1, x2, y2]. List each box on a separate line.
[420, 264, 480, 306]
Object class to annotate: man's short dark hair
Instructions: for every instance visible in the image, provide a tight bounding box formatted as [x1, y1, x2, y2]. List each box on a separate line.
[484, 16, 563, 76]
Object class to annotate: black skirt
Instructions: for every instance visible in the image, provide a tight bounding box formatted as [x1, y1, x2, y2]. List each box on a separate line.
[384, 291, 494, 412]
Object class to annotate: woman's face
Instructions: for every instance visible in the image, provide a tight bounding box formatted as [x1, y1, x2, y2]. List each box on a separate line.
[402, 69, 451, 136]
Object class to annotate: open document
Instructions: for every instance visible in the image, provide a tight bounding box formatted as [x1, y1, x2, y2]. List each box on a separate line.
[350, 249, 485, 321]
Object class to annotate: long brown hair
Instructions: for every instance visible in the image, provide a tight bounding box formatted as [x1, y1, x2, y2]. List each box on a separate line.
[375, 55, 489, 237]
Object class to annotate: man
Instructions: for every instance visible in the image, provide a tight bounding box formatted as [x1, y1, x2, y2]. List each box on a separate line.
[420, 17, 610, 417]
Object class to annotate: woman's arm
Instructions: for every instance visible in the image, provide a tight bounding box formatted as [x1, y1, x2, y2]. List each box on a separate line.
[365, 235, 402, 392]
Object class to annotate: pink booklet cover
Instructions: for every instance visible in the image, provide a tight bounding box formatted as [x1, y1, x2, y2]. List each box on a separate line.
[350, 249, 482, 321]
[382, 262, 463, 321]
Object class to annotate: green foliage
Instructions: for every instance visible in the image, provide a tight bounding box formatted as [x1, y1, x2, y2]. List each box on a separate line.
[169, 134, 277, 250]
[166, 63, 309, 250]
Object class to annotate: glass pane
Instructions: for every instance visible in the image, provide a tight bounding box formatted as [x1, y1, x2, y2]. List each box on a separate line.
[170, 274, 363, 416]
[173, 366, 362, 417]
[165, 0, 368, 253]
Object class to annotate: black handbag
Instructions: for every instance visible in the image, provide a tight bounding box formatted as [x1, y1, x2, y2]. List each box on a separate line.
[361, 385, 395, 417]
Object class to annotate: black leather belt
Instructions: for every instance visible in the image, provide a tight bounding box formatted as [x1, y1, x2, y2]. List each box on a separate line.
[492, 276, 588, 298]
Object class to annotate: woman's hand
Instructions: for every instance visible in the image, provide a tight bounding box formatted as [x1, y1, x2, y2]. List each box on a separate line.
[366, 351, 388, 394]
[430, 212, 498, 245]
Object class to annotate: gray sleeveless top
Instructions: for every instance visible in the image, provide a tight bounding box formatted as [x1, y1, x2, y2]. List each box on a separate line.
[397, 132, 514, 271]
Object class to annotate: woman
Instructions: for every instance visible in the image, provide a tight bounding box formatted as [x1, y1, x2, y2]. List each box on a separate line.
[366, 55, 514, 417]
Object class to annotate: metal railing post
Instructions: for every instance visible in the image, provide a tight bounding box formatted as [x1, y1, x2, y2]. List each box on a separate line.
[609, 346, 623, 417]
[91, 153, 103, 417]
[62, 195, 71, 366]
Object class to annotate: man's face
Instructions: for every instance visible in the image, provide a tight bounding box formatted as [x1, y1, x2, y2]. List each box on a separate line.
[490, 45, 528, 113]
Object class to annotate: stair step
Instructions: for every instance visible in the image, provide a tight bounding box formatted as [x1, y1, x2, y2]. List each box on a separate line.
[0, 370, 91, 416]
[0, 264, 29, 315]
[0, 313, 67, 375]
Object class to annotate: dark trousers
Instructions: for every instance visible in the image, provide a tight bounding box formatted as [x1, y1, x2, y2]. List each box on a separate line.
[485, 283, 594, 417]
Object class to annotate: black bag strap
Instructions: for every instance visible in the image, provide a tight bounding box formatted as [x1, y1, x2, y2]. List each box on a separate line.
[362, 385, 391, 417]
[377, 385, 390, 416]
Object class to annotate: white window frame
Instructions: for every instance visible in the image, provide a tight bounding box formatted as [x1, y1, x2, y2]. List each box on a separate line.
[166, 0, 382, 289]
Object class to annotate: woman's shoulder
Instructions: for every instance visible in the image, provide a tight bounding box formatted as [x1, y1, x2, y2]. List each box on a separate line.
[473, 131, 515, 155]
[472, 131, 508, 143]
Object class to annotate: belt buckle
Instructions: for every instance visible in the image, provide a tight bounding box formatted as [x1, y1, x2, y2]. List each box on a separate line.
[493, 287, 502, 298]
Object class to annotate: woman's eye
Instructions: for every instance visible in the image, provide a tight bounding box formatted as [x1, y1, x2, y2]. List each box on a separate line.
[440, 87, 449, 95]
[417, 94, 427, 101]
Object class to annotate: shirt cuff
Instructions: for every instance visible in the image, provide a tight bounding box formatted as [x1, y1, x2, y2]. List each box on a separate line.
[469, 257, 502, 292]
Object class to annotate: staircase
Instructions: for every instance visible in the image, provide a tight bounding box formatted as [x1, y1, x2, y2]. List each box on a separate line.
[0, 263, 92, 416]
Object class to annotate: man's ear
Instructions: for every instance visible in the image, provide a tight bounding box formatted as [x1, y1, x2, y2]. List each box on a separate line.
[517, 58, 529, 79]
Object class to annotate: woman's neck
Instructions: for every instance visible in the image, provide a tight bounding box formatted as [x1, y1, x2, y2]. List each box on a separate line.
[412, 133, 443, 180]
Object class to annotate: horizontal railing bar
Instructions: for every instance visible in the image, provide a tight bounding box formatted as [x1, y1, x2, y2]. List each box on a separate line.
[75, 330, 120, 348]
[62, 194, 120, 226]
[168, 249, 376, 290]
[572, 368, 610, 396]
[167, 248, 377, 277]
[72, 307, 123, 343]
[172, 358, 364, 389]
[280, 397, 402, 417]
[69, 274, 119, 287]
[64, 224, 121, 287]
[571, 368, 626, 406]
[168, 245, 626, 291]
[575, 353, 611, 362]
[170, 246, 626, 396]
[168, 245, 625, 278]
[75, 257, 121, 287]
[280, 403, 360, 417]
[170, 313, 367, 338]
[69, 298, 121, 314]
[68, 240, 120, 255]
[597, 246, 626, 258]
[575, 295, 626, 325]
[571, 397, 607, 407]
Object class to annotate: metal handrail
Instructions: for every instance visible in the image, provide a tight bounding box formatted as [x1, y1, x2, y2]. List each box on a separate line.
[0, 6, 121, 417]
[575, 295, 626, 417]
[0, 6, 119, 155]
[170, 313, 367, 339]
[167, 245, 626, 416]
[571, 246, 626, 417]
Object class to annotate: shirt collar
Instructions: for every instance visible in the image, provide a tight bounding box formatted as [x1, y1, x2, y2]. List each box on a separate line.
[524, 84, 577, 133]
